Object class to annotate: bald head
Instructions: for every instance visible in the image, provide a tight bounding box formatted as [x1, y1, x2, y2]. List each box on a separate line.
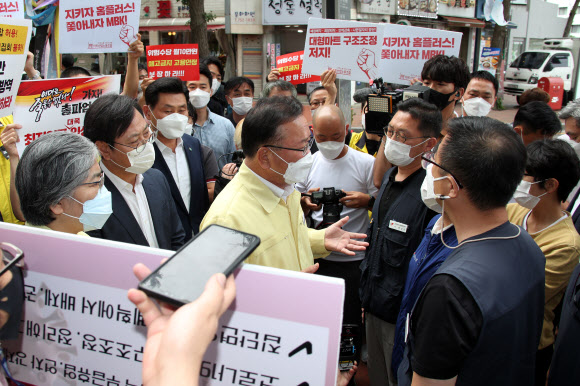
[312, 105, 347, 146]
[312, 105, 345, 129]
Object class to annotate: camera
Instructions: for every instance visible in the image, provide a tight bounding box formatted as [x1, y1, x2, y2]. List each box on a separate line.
[364, 78, 432, 136]
[309, 187, 347, 229]
[231, 150, 245, 168]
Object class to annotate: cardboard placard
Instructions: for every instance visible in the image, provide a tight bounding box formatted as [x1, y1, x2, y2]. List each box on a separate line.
[276, 51, 321, 85]
[145, 44, 200, 81]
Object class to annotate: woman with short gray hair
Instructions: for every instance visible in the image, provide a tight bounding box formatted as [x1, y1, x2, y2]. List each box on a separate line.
[15, 132, 112, 235]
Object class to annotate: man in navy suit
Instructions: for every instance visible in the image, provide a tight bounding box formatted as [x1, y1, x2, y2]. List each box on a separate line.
[143, 77, 209, 241]
[83, 94, 185, 250]
[559, 99, 580, 233]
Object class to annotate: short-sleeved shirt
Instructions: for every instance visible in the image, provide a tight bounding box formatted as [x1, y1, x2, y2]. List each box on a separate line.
[193, 108, 236, 169]
[201, 145, 219, 183]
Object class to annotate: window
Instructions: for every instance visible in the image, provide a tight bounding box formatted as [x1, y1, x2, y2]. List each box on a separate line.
[572, 25, 580, 34]
[550, 54, 570, 68]
[559, 7, 568, 16]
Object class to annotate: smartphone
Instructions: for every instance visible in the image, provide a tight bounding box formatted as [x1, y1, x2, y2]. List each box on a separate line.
[138, 224, 260, 307]
[0, 243, 24, 278]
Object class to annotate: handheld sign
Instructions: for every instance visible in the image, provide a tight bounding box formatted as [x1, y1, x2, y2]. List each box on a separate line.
[146, 44, 200, 81]
[276, 51, 321, 85]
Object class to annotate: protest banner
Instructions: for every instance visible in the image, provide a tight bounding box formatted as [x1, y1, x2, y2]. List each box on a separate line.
[145, 44, 199, 81]
[58, 0, 141, 54]
[0, 16, 31, 118]
[0, 0, 23, 18]
[302, 18, 385, 83]
[478, 46, 500, 75]
[276, 51, 321, 85]
[0, 222, 345, 385]
[13, 75, 121, 155]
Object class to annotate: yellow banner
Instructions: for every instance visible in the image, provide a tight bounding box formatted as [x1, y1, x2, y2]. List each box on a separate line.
[0, 24, 28, 55]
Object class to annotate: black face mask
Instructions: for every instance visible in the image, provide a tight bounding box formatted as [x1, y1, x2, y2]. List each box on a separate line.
[425, 88, 457, 111]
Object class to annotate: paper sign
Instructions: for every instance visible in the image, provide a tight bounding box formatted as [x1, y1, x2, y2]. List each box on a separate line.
[270, 42, 276, 69]
[358, 0, 396, 15]
[379, 23, 462, 85]
[0, 0, 23, 18]
[58, 0, 141, 54]
[478, 46, 500, 75]
[0, 222, 345, 385]
[263, 0, 322, 25]
[397, 0, 437, 18]
[276, 51, 321, 85]
[146, 44, 199, 81]
[13, 75, 121, 156]
[0, 16, 31, 117]
[302, 18, 385, 82]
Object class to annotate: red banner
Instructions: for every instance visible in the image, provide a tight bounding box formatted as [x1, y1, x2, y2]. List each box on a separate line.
[146, 44, 199, 81]
[275, 51, 320, 86]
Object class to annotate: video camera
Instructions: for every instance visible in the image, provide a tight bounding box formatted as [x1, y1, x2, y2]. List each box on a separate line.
[364, 78, 432, 136]
[231, 150, 245, 168]
[309, 187, 347, 229]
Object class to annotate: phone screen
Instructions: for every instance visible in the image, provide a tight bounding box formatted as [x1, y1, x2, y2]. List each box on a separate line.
[139, 225, 259, 306]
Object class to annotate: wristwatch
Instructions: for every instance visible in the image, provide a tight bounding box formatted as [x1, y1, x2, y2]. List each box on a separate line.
[367, 194, 375, 210]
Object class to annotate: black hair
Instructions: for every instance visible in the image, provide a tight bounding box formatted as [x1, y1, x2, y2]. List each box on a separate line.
[242, 96, 303, 158]
[198, 64, 213, 87]
[308, 86, 327, 103]
[513, 101, 561, 137]
[395, 98, 442, 138]
[441, 117, 527, 210]
[471, 70, 499, 96]
[421, 55, 470, 90]
[187, 100, 196, 122]
[526, 139, 580, 202]
[84, 94, 144, 145]
[201, 56, 224, 78]
[60, 66, 91, 78]
[224, 77, 255, 95]
[144, 77, 188, 109]
[138, 63, 148, 72]
[61, 54, 75, 69]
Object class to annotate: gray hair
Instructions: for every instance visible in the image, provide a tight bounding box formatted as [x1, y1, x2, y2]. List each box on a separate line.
[16, 132, 99, 226]
[559, 98, 580, 128]
[261, 80, 297, 98]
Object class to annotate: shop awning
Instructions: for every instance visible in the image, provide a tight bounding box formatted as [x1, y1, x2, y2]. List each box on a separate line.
[442, 16, 486, 28]
[139, 17, 225, 31]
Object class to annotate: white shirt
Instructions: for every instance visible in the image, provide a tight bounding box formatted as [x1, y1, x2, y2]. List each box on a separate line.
[101, 162, 159, 248]
[155, 138, 191, 211]
[296, 147, 378, 262]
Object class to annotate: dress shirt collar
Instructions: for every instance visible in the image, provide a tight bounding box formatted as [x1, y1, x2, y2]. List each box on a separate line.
[243, 163, 295, 213]
[194, 108, 215, 128]
[154, 137, 183, 154]
[101, 161, 143, 192]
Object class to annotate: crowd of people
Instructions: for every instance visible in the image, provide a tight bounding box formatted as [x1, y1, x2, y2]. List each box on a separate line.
[1, 44, 580, 386]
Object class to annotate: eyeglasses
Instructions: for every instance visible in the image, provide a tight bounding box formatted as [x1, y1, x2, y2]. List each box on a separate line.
[384, 128, 430, 144]
[264, 136, 315, 157]
[421, 153, 463, 188]
[78, 170, 104, 188]
[113, 128, 154, 154]
[0, 242, 25, 277]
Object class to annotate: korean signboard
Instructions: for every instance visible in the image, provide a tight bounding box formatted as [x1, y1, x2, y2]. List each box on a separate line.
[437, 0, 476, 18]
[397, 0, 437, 19]
[0, 222, 345, 385]
[358, 0, 396, 15]
[59, 0, 141, 54]
[263, 0, 322, 25]
[0, 0, 23, 18]
[13, 76, 121, 156]
[146, 44, 200, 81]
[276, 51, 321, 85]
[0, 16, 31, 118]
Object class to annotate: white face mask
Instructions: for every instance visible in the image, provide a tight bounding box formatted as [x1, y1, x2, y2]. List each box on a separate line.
[150, 110, 189, 140]
[269, 149, 313, 185]
[231, 96, 253, 116]
[384, 136, 428, 167]
[63, 185, 113, 232]
[110, 141, 156, 175]
[462, 97, 492, 117]
[514, 179, 548, 209]
[420, 164, 448, 213]
[211, 78, 221, 95]
[316, 140, 345, 160]
[189, 89, 211, 109]
[185, 123, 193, 135]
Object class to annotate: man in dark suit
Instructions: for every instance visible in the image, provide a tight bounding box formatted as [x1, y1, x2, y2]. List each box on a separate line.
[143, 77, 209, 241]
[559, 99, 580, 233]
[83, 94, 185, 250]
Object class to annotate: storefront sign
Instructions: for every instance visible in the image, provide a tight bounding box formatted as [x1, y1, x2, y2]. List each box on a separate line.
[59, 0, 141, 54]
[157, 0, 171, 18]
[13, 76, 121, 155]
[0, 0, 23, 18]
[437, 0, 476, 18]
[276, 51, 321, 85]
[478, 46, 500, 74]
[358, 0, 396, 15]
[146, 44, 200, 81]
[397, 0, 438, 19]
[0, 222, 345, 385]
[263, 0, 322, 25]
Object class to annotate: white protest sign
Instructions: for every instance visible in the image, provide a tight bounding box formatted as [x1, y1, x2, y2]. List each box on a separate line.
[302, 18, 385, 82]
[0, 16, 31, 118]
[0, 222, 345, 385]
[58, 0, 141, 54]
[13, 75, 121, 156]
[0, 0, 23, 18]
[379, 23, 462, 84]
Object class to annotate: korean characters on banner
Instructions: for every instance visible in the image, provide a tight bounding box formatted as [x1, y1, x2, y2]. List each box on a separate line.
[397, 0, 438, 19]
[358, 0, 396, 15]
[146, 44, 200, 81]
[302, 18, 385, 82]
[0, 0, 23, 18]
[59, 0, 141, 54]
[0, 222, 345, 385]
[379, 23, 462, 84]
[263, 0, 322, 25]
[276, 51, 321, 85]
[13, 75, 121, 155]
[0, 16, 31, 117]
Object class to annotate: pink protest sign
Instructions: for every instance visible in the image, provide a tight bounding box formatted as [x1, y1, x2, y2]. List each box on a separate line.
[276, 51, 321, 85]
[0, 223, 344, 385]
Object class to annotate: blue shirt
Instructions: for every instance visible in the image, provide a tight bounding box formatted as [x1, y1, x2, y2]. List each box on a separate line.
[192, 108, 236, 169]
[391, 215, 458, 378]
